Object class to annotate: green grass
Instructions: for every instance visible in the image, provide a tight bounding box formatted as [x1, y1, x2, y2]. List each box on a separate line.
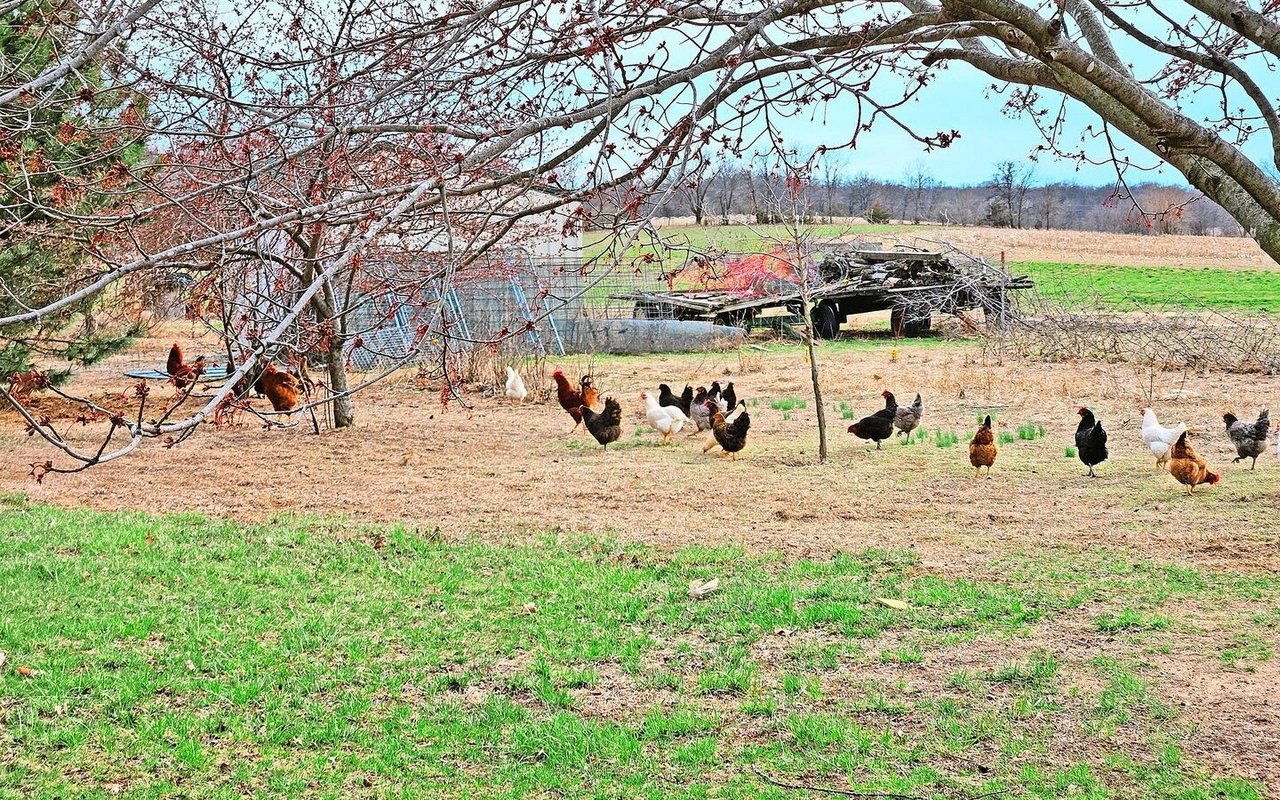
[1015, 261, 1280, 312]
[933, 429, 960, 448]
[587, 223, 1280, 313]
[768, 397, 807, 411]
[0, 500, 1273, 799]
[1065, 445, 1078, 458]
[1017, 422, 1046, 441]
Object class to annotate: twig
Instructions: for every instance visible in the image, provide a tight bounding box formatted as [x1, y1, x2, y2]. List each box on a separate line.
[750, 767, 926, 800]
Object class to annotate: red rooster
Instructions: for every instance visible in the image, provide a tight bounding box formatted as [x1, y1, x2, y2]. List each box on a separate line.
[166, 343, 205, 391]
[552, 369, 587, 432]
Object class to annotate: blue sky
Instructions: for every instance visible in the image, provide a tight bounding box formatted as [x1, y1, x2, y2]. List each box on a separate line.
[784, 65, 1183, 186]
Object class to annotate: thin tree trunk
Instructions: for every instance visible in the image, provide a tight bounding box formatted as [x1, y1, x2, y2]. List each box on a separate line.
[326, 338, 354, 428]
[802, 298, 828, 463]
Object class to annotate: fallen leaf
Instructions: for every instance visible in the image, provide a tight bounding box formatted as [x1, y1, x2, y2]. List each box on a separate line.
[185, 660, 195, 672]
[0, 651, 5, 669]
[875, 597, 910, 610]
[17, 665, 34, 677]
[688, 578, 720, 599]
[521, 602, 537, 615]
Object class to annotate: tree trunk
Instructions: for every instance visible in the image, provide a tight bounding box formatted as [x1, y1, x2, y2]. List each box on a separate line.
[326, 338, 354, 428]
[802, 298, 828, 464]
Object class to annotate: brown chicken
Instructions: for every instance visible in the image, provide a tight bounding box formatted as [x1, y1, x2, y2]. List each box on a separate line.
[968, 415, 997, 477]
[1169, 431, 1220, 494]
[166, 343, 205, 390]
[258, 363, 302, 413]
[552, 369, 586, 431]
[580, 375, 599, 412]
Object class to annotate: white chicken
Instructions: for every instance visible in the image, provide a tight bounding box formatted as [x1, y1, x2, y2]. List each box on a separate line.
[641, 390, 689, 443]
[504, 366, 528, 403]
[1140, 407, 1187, 470]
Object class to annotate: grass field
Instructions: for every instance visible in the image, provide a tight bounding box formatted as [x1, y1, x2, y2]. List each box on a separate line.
[585, 224, 1280, 312]
[1, 498, 1273, 799]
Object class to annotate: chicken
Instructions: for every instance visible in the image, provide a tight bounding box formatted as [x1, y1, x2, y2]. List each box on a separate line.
[703, 400, 750, 459]
[969, 414, 997, 477]
[893, 393, 924, 438]
[1139, 407, 1186, 471]
[657, 383, 693, 416]
[847, 390, 897, 449]
[1223, 409, 1270, 469]
[721, 382, 737, 411]
[258, 363, 302, 414]
[551, 369, 586, 431]
[641, 390, 689, 442]
[581, 397, 622, 450]
[504, 367, 528, 402]
[1169, 431, 1220, 494]
[1075, 406, 1108, 477]
[166, 343, 205, 391]
[708, 381, 729, 414]
[688, 387, 714, 433]
[580, 375, 599, 411]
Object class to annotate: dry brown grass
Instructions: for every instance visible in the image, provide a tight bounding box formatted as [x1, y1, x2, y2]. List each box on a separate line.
[3, 328, 1278, 575]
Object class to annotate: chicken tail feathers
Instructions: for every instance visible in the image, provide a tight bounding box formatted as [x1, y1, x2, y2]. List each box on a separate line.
[602, 397, 622, 427]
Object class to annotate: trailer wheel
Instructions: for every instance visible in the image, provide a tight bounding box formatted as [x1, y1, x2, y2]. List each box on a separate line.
[811, 302, 840, 340]
[891, 308, 932, 338]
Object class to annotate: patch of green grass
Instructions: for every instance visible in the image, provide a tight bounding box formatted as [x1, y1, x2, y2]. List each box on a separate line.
[1220, 632, 1275, 669]
[985, 651, 1059, 688]
[769, 397, 807, 411]
[1065, 445, 1078, 458]
[1094, 610, 1173, 634]
[1017, 261, 1280, 312]
[997, 430, 1016, 445]
[0, 502, 1270, 799]
[933, 429, 960, 448]
[1017, 422, 1046, 441]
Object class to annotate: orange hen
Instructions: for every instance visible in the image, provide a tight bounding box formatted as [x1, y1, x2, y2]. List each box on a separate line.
[552, 369, 586, 431]
[1169, 431, 1220, 494]
[258, 364, 302, 413]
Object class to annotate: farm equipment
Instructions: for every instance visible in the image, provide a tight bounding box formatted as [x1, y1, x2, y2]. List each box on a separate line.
[612, 245, 1033, 338]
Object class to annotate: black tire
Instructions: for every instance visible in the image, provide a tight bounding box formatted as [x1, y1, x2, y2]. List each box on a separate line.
[811, 302, 840, 340]
[892, 308, 932, 338]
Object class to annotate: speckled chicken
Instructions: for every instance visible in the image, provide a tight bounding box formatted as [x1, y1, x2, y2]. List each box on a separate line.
[1223, 409, 1269, 469]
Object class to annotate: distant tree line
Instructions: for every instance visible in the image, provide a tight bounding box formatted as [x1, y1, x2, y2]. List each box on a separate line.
[609, 159, 1247, 238]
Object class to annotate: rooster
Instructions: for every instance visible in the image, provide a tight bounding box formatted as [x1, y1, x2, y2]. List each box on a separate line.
[581, 397, 622, 450]
[657, 383, 693, 416]
[703, 400, 750, 459]
[1224, 409, 1269, 469]
[551, 369, 586, 432]
[166, 343, 205, 391]
[1075, 407, 1108, 477]
[1140, 407, 1186, 471]
[1169, 431, 1220, 494]
[707, 381, 729, 414]
[258, 363, 302, 415]
[848, 390, 897, 449]
[504, 367, 528, 403]
[641, 390, 689, 443]
[969, 415, 997, 477]
[893, 393, 924, 438]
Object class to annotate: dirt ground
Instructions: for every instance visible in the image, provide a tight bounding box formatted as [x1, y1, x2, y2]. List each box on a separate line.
[5, 330, 1277, 573]
[4, 330, 1280, 788]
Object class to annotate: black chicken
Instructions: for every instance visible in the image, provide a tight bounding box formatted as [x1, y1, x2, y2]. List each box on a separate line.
[847, 390, 897, 449]
[703, 400, 750, 459]
[1223, 410, 1270, 469]
[580, 397, 623, 450]
[721, 382, 737, 411]
[1075, 406, 1109, 477]
[658, 383, 694, 416]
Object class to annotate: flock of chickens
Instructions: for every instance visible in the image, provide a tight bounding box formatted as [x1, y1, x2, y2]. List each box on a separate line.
[503, 367, 753, 458]
[502, 364, 1274, 493]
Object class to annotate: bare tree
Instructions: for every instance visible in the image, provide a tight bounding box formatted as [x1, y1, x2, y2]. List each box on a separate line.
[986, 162, 1036, 228]
[818, 153, 846, 223]
[904, 161, 938, 224]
